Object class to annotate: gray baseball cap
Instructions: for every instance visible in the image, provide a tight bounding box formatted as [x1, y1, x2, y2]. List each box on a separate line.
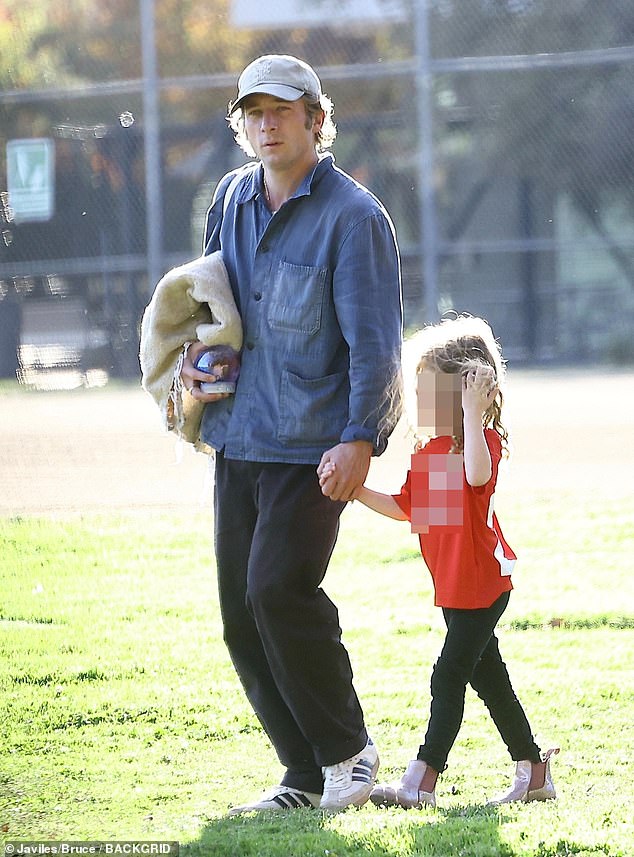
[230, 54, 322, 114]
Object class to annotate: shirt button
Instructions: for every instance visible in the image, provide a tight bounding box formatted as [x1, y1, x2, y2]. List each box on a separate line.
[246, 342, 255, 350]
[253, 292, 262, 301]
[260, 244, 269, 253]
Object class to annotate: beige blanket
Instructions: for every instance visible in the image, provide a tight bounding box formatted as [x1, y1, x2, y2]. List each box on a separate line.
[139, 252, 242, 450]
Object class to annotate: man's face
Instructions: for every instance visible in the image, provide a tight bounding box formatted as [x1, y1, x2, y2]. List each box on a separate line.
[242, 93, 320, 172]
[417, 368, 462, 437]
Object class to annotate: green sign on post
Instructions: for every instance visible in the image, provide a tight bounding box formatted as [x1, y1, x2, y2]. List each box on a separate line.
[6, 138, 55, 224]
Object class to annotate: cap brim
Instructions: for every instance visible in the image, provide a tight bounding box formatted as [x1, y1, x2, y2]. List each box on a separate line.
[229, 83, 306, 114]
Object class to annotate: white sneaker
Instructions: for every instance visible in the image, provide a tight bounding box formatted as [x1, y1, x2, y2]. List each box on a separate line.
[228, 785, 321, 815]
[320, 738, 379, 810]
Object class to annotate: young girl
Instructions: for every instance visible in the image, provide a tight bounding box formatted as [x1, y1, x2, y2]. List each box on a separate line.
[318, 315, 557, 808]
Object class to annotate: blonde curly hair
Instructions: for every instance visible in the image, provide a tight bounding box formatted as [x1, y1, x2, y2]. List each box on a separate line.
[404, 314, 509, 452]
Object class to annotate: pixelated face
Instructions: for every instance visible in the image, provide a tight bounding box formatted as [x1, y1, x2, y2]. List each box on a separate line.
[410, 451, 464, 534]
[417, 369, 462, 437]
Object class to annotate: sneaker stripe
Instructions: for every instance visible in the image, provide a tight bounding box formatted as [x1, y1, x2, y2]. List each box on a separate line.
[271, 791, 315, 809]
[351, 760, 375, 783]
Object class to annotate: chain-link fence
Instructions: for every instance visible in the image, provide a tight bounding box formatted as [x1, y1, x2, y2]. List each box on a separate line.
[1, 0, 633, 385]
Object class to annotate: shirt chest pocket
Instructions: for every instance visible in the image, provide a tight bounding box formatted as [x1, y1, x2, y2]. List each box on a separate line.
[267, 260, 328, 335]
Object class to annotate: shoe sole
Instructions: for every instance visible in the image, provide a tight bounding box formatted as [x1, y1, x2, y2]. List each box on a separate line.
[228, 789, 321, 815]
[369, 791, 431, 810]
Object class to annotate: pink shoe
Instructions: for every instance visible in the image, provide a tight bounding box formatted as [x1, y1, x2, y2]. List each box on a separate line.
[370, 760, 436, 809]
[488, 748, 559, 805]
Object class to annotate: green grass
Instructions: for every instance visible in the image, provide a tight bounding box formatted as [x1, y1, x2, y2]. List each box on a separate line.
[1, 490, 633, 856]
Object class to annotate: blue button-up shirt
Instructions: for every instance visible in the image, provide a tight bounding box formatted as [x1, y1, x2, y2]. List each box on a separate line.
[200, 154, 402, 464]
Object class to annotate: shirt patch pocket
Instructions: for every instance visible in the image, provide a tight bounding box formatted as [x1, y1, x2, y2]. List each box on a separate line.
[267, 260, 328, 335]
[278, 369, 347, 446]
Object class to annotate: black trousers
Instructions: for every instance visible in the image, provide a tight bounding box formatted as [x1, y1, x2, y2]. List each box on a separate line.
[417, 592, 542, 773]
[213, 454, 368, 794]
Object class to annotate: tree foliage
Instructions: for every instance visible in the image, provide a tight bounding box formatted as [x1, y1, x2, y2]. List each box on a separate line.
[2, 0, 632, 277]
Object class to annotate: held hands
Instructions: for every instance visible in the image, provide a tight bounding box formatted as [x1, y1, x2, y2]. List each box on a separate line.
[317, 441, 373, 502]
[462, 364, 498, 417]
[180, 340, 232, 403]
[318, 459, 337, 485]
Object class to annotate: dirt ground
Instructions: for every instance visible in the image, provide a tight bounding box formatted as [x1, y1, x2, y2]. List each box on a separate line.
[1, 367, 632, 517]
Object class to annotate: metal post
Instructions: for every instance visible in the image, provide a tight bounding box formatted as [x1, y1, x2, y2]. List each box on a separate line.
[519, 177, 537, 357]
[415, 0, 439, 321]
[140, 0, 162, 293]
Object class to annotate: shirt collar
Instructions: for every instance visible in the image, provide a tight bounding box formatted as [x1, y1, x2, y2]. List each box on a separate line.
[235, 153, 334, 206]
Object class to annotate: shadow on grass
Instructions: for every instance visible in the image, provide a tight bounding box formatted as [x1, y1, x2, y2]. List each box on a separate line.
[181, 803, 515, 857]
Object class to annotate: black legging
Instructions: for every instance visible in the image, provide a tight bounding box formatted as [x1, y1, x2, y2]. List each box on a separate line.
[417, 592, 542, 773]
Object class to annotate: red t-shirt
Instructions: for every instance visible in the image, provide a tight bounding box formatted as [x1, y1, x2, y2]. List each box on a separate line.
[393, 430, 515, 609]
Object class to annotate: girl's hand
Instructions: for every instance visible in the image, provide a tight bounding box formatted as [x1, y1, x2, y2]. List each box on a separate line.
[462, 365, 496, 486]
[462, 364, 497, 416]
[317, 460, 337, 488]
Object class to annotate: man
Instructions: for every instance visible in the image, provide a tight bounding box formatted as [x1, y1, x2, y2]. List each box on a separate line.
[180, 54, 402, 813]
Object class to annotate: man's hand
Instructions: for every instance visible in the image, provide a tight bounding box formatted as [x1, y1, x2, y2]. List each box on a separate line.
[181, 340, 232, 403]
[317, 440, 373, 502]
